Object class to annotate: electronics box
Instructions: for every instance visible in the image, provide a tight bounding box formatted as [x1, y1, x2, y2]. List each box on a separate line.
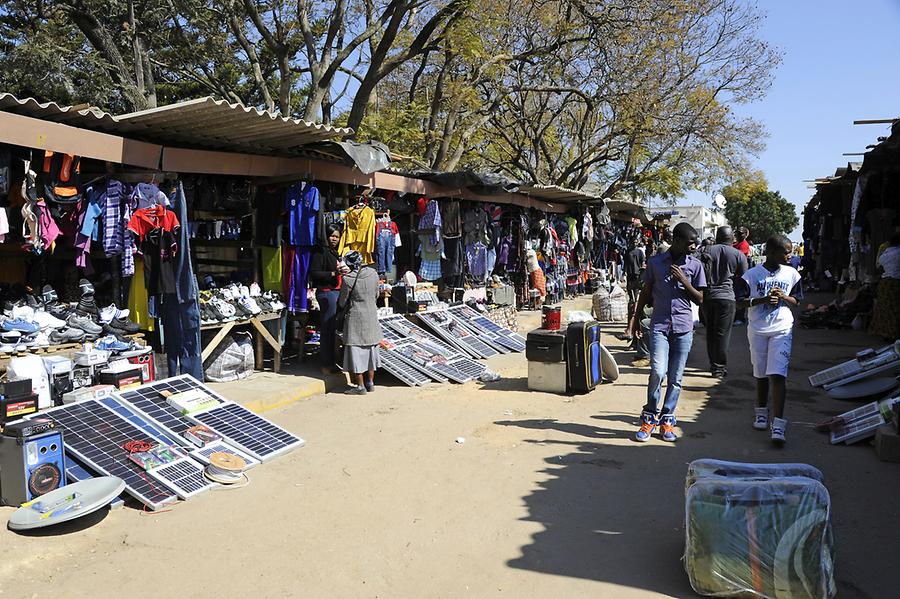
[98, 362, 144, 390]
[122, 347, 156, 383]
[0, 393, 39, 424]
[527, 360, 568, 394]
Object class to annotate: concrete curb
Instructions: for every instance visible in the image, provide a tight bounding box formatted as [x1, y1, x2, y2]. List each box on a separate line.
[209, 372, 342, 414]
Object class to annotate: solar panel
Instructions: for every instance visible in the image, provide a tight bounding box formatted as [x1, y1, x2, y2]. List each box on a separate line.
[64, 455, 125, 509]
[809, 343, 900, 388]
[378, 346, 433, 386]
[37, 400, 178, 510]
[188, 401, 306, 462]
[189, 440, 259, 470]
[148, 458, 215, 499]
[416, 312, 498, 358]
[98, 396, 185, 447]
[115, 375, 226, 439]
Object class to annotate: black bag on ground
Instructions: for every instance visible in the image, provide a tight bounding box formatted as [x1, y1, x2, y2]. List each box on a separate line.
[566, 321, 602, 392]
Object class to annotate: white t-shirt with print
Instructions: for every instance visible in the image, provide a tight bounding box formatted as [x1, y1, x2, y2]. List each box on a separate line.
[742, 264, 802, 334]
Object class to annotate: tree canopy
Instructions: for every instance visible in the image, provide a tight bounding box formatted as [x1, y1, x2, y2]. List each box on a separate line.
[723, 187, 799, 243]
[0, 0, 780, 199]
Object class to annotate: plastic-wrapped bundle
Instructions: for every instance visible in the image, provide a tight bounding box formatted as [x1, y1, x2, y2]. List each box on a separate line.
[685, 459, 825, 492]
[684, 476, 836, 598]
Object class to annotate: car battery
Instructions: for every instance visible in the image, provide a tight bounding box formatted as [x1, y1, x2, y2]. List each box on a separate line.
[98, 361, 144, 390]
[0, 392, 39, 425]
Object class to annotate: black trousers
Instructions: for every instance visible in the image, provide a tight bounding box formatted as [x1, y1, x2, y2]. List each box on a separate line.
[703, 299, 736, 372]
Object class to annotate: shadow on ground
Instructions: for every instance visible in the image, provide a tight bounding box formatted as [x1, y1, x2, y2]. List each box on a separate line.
[501, 303, 894, 599]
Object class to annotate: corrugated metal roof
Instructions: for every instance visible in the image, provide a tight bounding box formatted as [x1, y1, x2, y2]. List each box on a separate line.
[0, 93, 352, 157]
[517, 184, 603, 204]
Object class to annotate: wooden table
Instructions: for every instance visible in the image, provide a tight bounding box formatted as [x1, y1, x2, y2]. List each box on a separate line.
[200, 311, 285, 373]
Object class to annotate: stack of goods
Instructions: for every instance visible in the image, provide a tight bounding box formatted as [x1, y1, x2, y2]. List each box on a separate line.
[0, 280, 140, 354]
[684, 459, 836, 599]
[198, 282, 285, 325]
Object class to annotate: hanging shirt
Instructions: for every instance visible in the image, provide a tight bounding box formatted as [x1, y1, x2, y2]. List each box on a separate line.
[338, 205, 376, 264]
[127, 205, 180, 241]
[442, 200, 463, 238]
[285, 182, 319, 246]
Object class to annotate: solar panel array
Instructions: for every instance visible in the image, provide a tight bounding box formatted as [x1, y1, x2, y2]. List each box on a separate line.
[378, 346, 434, 386]
[188, 401, 306, 461]
[416, 311, 499, 359]
[39, 400, 178, 510]
[448, 305, 526, 352]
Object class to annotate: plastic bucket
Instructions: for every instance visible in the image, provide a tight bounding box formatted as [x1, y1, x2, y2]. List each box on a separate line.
[541, 305, 561, 330]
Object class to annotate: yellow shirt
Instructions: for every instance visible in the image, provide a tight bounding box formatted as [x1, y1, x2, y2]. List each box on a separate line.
[338, 205, 375, 264]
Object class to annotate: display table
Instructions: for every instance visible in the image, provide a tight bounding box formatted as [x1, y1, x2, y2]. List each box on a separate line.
[201, 311, 285, 373]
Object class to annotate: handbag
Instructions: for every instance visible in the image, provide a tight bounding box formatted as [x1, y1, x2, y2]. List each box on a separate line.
[335, 273, 360, 332]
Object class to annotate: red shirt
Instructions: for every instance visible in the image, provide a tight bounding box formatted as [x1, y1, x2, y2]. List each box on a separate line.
[734, 240, 750, 257]
[127, 205, 179, 241]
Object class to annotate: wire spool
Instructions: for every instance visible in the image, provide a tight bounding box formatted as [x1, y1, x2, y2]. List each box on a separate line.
[204, 452, 249, 486]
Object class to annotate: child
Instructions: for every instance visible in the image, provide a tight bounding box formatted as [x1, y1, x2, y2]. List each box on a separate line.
[738, 235, 802, 445]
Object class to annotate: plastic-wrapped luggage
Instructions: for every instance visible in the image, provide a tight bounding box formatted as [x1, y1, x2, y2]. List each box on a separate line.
[684, 461, 836, 599]
[591, 284, 628, 322]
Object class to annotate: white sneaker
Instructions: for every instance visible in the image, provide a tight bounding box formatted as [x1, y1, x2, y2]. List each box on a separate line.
[771, 417, 787, 445]
[99, 304, 130, 324]
[237, 296, 262, 315]
[33, 310, 66, 330]
[753, 407, 769, 431]
[249, 283, 261, 297]
[30, 332, 50, 348]
[11, 305, 34, 322]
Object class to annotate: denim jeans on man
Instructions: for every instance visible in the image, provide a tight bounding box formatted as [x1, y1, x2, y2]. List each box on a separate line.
[644, 329, 694, 416]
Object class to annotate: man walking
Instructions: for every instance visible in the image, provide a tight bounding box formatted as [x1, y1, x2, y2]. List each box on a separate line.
[624, 239, 646, 312]
[700, 226, 748, 378]
[630, 222, 706, 442]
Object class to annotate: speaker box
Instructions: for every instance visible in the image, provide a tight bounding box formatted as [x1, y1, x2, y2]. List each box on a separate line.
[0, 429, 67, 506]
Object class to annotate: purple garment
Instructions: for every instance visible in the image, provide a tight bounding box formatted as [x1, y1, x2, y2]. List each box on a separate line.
[102, 180, 124, 256]
[642, 250, 707, 334]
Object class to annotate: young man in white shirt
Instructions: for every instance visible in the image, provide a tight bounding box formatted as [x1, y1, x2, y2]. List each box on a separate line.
[736, 235, 802, 445]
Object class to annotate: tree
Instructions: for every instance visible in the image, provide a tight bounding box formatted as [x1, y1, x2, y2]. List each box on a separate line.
[720, 169, 769, 205]
[723, 189, 799, 243]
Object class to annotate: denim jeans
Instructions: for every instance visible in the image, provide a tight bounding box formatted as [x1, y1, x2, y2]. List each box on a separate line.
[160, 294, 203, 381]
[375, 229, 395, 274]
[644, 328, 694, 417]
[316, 289, 340, 369]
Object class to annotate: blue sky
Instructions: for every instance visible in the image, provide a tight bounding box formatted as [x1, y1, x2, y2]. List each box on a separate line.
[683, 0, 900, 239]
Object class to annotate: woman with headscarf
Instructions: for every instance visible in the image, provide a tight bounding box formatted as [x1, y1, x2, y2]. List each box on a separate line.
[309, 223, 348, 373]
[338, 251, 383, 394]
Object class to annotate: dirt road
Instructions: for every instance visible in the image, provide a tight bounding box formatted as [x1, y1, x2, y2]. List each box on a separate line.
[1, 298, 894, 598]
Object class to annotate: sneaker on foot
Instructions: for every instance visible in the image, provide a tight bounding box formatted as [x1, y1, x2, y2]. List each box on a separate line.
[344, 386, 367, 395]
[753, 407, 770, 431]
[771, 417, 787, 446]
[364, 380, 375, 392]
[660, 414, 678, 442]
[634, 410, 658, 442]
[632, 357, 650, 367]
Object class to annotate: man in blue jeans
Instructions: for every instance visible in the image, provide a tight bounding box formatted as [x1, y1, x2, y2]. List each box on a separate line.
[629, 222, 706, 442]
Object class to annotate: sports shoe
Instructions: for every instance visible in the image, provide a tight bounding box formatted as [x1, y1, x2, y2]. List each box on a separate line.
[364, 380, 375, 392]
[25, 331, 50, 348]
[1, 318, 40, 334]
[11, 304, 35, 322]
[753, 407, 770, 431]
[41, 285, 59, 305]
[50, 327, 85, 344]
[95, 335, 131, 353]
[67, 313, 103, 335]
[632, 357, 650, 367]
[249, 283, 261, 297]
[108, 316, 140, 334]
[237, 295, 262, 316]
[99, 304, 130, 323]
[78, 278, 95, 298]
[660, 415, 678, 442]
[1, 330, 21, 345]
[634, 410, 658, 442]
[344, 385, 367, 395]
[75, 296, 100, 319]
[771, 418, 787, 446]
[33, 310, 66, 330]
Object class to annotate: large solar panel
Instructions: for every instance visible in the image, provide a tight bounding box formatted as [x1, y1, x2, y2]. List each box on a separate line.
[188, 401, 305, 462]
[115, 375, 226, 439]
[417, 311, 499, 358]
[98, 396, 184, 447]
[38, 400, 178, 510]
[378, 346, 433, 386]
[449, 305, 526, 352]
[148, 458, 215, 500]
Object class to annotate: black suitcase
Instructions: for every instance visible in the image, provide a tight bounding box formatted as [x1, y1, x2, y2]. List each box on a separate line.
[566, 321, 602, 392]
[526, 328, 567, 362]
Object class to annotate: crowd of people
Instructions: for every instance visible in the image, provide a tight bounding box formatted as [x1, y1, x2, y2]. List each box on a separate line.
[623, 223, 803, 446]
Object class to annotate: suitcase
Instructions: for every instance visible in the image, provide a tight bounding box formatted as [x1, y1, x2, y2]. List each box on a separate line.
[527, 360, 568, 393]
[566, 321, 602, 392]
[526, 329, 566, 362]
[685, 476, 836, 599]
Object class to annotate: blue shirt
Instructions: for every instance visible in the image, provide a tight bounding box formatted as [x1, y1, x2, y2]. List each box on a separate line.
[285, 183, 319, 246]
[643, 250, 706, 334]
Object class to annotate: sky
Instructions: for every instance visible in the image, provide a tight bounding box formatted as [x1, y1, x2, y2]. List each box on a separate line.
[681, 0, 900, 239]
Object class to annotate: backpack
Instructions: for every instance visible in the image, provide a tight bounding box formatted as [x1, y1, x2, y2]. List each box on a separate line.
[40, 151, 82, 204]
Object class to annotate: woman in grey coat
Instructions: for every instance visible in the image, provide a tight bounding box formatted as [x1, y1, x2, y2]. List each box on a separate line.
[338, 251, 383, 394]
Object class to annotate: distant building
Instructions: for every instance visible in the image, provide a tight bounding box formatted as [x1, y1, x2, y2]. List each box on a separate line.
[651, 205, 728, 239]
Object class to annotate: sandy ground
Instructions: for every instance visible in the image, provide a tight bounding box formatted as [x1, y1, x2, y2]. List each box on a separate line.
[0, 296, 896, 599]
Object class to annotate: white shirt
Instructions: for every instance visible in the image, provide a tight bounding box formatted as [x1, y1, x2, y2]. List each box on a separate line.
[880, 246, 900, 279]
[742, 264, 802, 334]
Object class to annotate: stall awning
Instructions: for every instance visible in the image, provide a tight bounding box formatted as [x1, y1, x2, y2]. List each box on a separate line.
[517, 184, 604, 206]
[605, 199, 650, 222]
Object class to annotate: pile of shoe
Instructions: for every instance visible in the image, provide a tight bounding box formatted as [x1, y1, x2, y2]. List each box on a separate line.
[0, 280, 141, 353]
[199, 283, 285, 325]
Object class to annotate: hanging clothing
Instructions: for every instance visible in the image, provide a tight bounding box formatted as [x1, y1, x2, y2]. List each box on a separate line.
[418, 257, 442, 281]
[338, 205, 376, 264]
[285, 182, 319, 246]
[565, 216, 579, 245]
[442, 200, 463, 238]
[283, 245, 312, 313]
[128, 261, 154, 331]
[463, 208, 491, 246]
[160, 294, 203, 381]
[261, 246, 283, 292]
[254, 185, 284, 247]
[418, 199, 442, 246]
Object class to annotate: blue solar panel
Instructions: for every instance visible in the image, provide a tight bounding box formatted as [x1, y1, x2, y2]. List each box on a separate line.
[98, 396, 184, 447]
[114, 375, 225, 440]
[38, 400, 178, 510]
[189, 402, 305, 462]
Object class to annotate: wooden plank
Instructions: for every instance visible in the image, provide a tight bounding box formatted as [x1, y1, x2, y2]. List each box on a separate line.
[853, 118, 897, 125]
[250, 316, 280, 350]
[0, 111, 161, 168]
[201, 321, 236, 362]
